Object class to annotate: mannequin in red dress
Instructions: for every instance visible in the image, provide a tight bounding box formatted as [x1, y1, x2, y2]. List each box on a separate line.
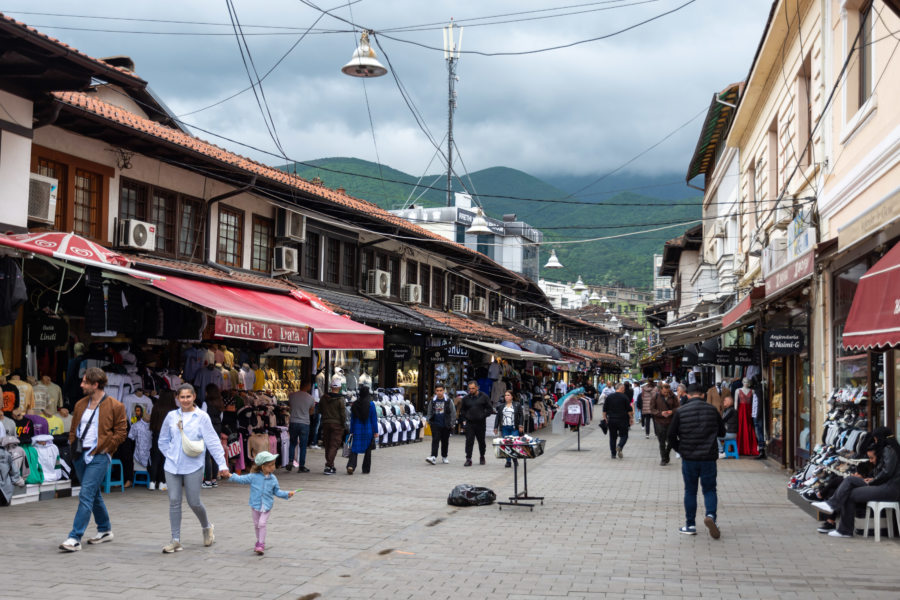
[736, 379, 759, 456]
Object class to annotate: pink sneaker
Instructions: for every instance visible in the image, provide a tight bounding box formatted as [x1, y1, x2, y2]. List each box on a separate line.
[254, 543, 265, 555]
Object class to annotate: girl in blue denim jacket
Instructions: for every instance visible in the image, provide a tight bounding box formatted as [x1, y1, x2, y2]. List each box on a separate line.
[226, 451, 293, 554]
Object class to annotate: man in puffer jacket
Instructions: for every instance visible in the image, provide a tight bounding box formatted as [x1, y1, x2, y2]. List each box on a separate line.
[668, 383, 725, 539]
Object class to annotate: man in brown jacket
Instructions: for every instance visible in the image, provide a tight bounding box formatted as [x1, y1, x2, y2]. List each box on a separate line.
[650, 382, 680, 466]
[59, 367, 127, 552]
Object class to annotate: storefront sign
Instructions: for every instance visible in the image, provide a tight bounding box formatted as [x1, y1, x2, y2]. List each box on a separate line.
[389, 346, 412, 361]
[214, 316, 309, 345]
[261, 344, 311, 358]
[732, 348, 756, 365]
[28, 316, 68, 346]
[764, 249, 814, 297]
[427, 344, 469, 363]
[714, 350, 733, 366]
[838, 189, 900, 250]
[764, 329, 805, 355]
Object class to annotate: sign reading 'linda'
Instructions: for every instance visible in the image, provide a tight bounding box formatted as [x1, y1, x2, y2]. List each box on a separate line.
[764, 329, 804, 355]
[215, 315, 309, 345]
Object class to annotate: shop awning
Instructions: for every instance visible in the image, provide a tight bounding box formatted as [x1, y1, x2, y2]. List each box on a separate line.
[841, 241, 900, 350]
[120, 274, 382, 350]
[459, 339, 559, 363]
[721, 286, 765, 330]
[659, 314, 721, 347]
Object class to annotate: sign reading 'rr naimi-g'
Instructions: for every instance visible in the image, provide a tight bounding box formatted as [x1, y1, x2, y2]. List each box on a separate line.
[215, 316, 309, 345]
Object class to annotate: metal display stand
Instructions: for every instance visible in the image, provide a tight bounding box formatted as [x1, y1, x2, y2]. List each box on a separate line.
[494, 437, 546, 511]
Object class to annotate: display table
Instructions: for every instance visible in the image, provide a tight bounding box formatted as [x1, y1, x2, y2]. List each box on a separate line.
[493, 436, 546, 511]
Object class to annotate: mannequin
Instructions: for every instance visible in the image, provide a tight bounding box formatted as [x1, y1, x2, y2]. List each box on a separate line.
[358, 367, 372, 389]
[222, 345, 235, 369]
[240, 363, 254, 391]
[253, 363, 266, 391]
[8, 373, 34, 414]
[1, 374, 20, 413]
[736, 378, 760, 457]
[33, 375, 62, 416]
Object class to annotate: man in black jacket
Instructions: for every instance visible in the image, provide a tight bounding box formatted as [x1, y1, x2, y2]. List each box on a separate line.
[602, 383, 633, 459]
[461, 381, 493, 467]
[668, 383, 725, 539]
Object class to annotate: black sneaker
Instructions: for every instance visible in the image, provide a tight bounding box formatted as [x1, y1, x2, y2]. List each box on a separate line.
[298, 466, 310, 473]
[324, 467, 336, 475]
[285, 464, 293, 472]
[817, 521, 836, 534]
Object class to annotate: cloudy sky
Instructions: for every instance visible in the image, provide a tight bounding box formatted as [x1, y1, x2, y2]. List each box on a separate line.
[4, 0, 773, 179]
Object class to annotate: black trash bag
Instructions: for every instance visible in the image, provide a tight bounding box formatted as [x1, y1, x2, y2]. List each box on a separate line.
[447, 484, 497, 506]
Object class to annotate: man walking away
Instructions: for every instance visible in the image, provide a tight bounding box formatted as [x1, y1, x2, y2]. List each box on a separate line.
[286, 381, 314, 473]
[650, 382, 679, 465]
[461, 381, 493, 466]
[426, 384, 457, 465]
[668, 383, 725, 539]
[602, 383, 633, 459]
[59, 367, 127, 552]
[640, 380, 660, 439]
[318, 376, 347, 475]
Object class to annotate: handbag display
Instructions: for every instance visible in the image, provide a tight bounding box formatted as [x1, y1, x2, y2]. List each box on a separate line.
[73, 396, 105, 460]
[178, 419, 206, 457]
[342, 434, 353, 458]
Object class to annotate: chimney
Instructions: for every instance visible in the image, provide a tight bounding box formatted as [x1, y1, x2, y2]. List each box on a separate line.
[100, 56, 136, 72]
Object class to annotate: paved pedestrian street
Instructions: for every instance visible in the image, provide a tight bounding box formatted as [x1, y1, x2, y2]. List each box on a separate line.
[5, 426, 899, 600]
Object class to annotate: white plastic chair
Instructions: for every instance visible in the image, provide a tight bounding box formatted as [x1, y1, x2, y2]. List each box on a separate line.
[862, 501, 900, 542]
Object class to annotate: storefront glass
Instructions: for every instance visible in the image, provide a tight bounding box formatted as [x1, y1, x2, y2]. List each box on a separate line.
[769, 357, 785, 459]
[331, 350, 381, 392]
[394, 346, 421, 409]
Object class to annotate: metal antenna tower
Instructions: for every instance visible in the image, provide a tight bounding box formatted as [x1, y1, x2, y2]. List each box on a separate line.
[443, 21, 463, 206]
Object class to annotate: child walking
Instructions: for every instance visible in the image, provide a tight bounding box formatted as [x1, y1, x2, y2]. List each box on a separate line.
[226, 451, 294, 555]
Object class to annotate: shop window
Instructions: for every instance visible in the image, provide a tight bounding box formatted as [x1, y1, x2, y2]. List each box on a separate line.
[456, 223, 466, 244]
[389, 256, 401, 297]
[73, 169, 102, 239]
[326, 237, 341, 285]
[217, 205, 243, 268]
[304, 231, 320, 281]
[250, 215, 274, 273]
[342, 242, 356, 288]
[151, 189, 177, 255]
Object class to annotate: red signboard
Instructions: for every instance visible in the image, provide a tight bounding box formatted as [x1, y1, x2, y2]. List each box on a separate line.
[214, 316, 309, 345]
[765, 250, 814, 297]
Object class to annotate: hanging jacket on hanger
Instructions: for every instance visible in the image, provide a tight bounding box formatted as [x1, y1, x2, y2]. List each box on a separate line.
[0, 257, 26, 327]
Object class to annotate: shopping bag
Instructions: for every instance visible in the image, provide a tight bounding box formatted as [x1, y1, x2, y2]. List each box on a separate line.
[341, 434, 353, 458]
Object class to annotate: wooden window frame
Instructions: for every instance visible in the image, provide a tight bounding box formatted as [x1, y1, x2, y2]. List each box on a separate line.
[217, 204, 244, 268]
[118, 177, 205, 262]
[150, 188, 178, 255]
[326, 237, 341, 285]
[31, 145, 113, 243]
[250, 214, 275, 273]
[304, 230, 321, 282]
[342, 242, 357, 289]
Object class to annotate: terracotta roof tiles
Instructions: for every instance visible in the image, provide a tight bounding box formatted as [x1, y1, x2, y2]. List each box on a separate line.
[410, 306, 522, 344]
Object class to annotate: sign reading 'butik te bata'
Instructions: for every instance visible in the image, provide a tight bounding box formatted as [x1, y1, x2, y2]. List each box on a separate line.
[215, 316, 309, 345]
[764, 329, 805, 355]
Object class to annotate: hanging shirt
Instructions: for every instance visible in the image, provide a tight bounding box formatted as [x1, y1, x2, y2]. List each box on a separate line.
[128, 419, 152, 467]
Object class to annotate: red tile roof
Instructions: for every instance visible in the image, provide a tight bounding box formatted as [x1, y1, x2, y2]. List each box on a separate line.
[51, 90, 531, 289]
[0, 13, 146, 84]
[410, 306, 522, 344]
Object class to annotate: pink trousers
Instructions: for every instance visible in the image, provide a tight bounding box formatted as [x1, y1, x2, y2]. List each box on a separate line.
[251, 509, 271, 544]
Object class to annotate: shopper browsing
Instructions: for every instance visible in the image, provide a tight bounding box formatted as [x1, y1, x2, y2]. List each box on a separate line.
[493, 390, 525, 468]
[158, 383, 230, 553]
[226, 451, 294, 555]
[425, 384, 457, 465]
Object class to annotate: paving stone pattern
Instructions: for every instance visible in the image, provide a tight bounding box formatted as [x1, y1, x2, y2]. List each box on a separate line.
[4, 425, 899, 599]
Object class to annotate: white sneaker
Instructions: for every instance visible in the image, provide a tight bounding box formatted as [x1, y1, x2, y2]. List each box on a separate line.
[811, 500, 834, 515]
[59, 537, 81, 552]
[159, 483, 167, 491]
[425, 456, 436, 465]
[87, 531, 114, 544]
[148, 482, 156, 490]
[718, 452, 726, 459]
[828, 529, 852, 538]
[442, 457, 449, 464]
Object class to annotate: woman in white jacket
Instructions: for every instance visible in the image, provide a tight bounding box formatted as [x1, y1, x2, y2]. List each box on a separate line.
[158, 383, 229, 553]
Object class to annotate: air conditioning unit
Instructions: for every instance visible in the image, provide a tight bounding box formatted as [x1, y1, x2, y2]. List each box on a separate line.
[452, 294, 469, 313]
[471, 297, 486, 315]
[273, 246, 298, 274]
[401, 283, 422, 304]
[275, 207, 306, 242]
[118, 219, 156, 251]
[367, 269, 391, 298]
[773, 205, 793, 230]
[492, 310, 503, 323]
[528, 317, 540, 330]
[28, 173, 58, 224]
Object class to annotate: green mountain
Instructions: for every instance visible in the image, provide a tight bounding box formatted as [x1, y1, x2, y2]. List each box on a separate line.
[278, 158, 701, 288]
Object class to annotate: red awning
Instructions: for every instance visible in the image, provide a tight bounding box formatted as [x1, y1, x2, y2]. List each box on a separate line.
[722, 286, 765, 329]
[137, 275, 382, 350]
[842, 242, 900, 351]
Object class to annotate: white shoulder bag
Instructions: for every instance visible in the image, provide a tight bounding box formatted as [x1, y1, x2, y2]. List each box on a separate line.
[178, 418, 206, 457]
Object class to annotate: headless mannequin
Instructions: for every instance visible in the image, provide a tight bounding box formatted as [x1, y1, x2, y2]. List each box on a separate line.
[9, 375, 34, 414]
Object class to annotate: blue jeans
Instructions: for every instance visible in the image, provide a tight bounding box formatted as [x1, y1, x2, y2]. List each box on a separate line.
[681, 459, 717, 527]
[68, 454, 111, 541]
[289, 422, 310, 467]
[501, 425, 518, 465]
[753, 416, 765, 452]
[717, 432, 737, 453]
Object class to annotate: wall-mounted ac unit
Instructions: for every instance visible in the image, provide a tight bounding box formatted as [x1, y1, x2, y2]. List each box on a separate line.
[528, 317, 539, 330]
[367, 269, 391, 298]
[577, 339, 586, 349]
[492, 310, 503, 323]
[28, 173, 58, 224]
[273, 246, 298, 274]
[471, 297, 486, 315]
[452, 294, 469, 313]
[401, 283, 422, 304]
[773, 205, 793, 230]
[762, 237, 787, 277]
[275, 207, 306, 242]
[118, 219, 156, 251]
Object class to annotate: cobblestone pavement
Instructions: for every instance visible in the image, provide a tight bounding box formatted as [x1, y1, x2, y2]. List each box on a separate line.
[5, 424, 900, 600]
